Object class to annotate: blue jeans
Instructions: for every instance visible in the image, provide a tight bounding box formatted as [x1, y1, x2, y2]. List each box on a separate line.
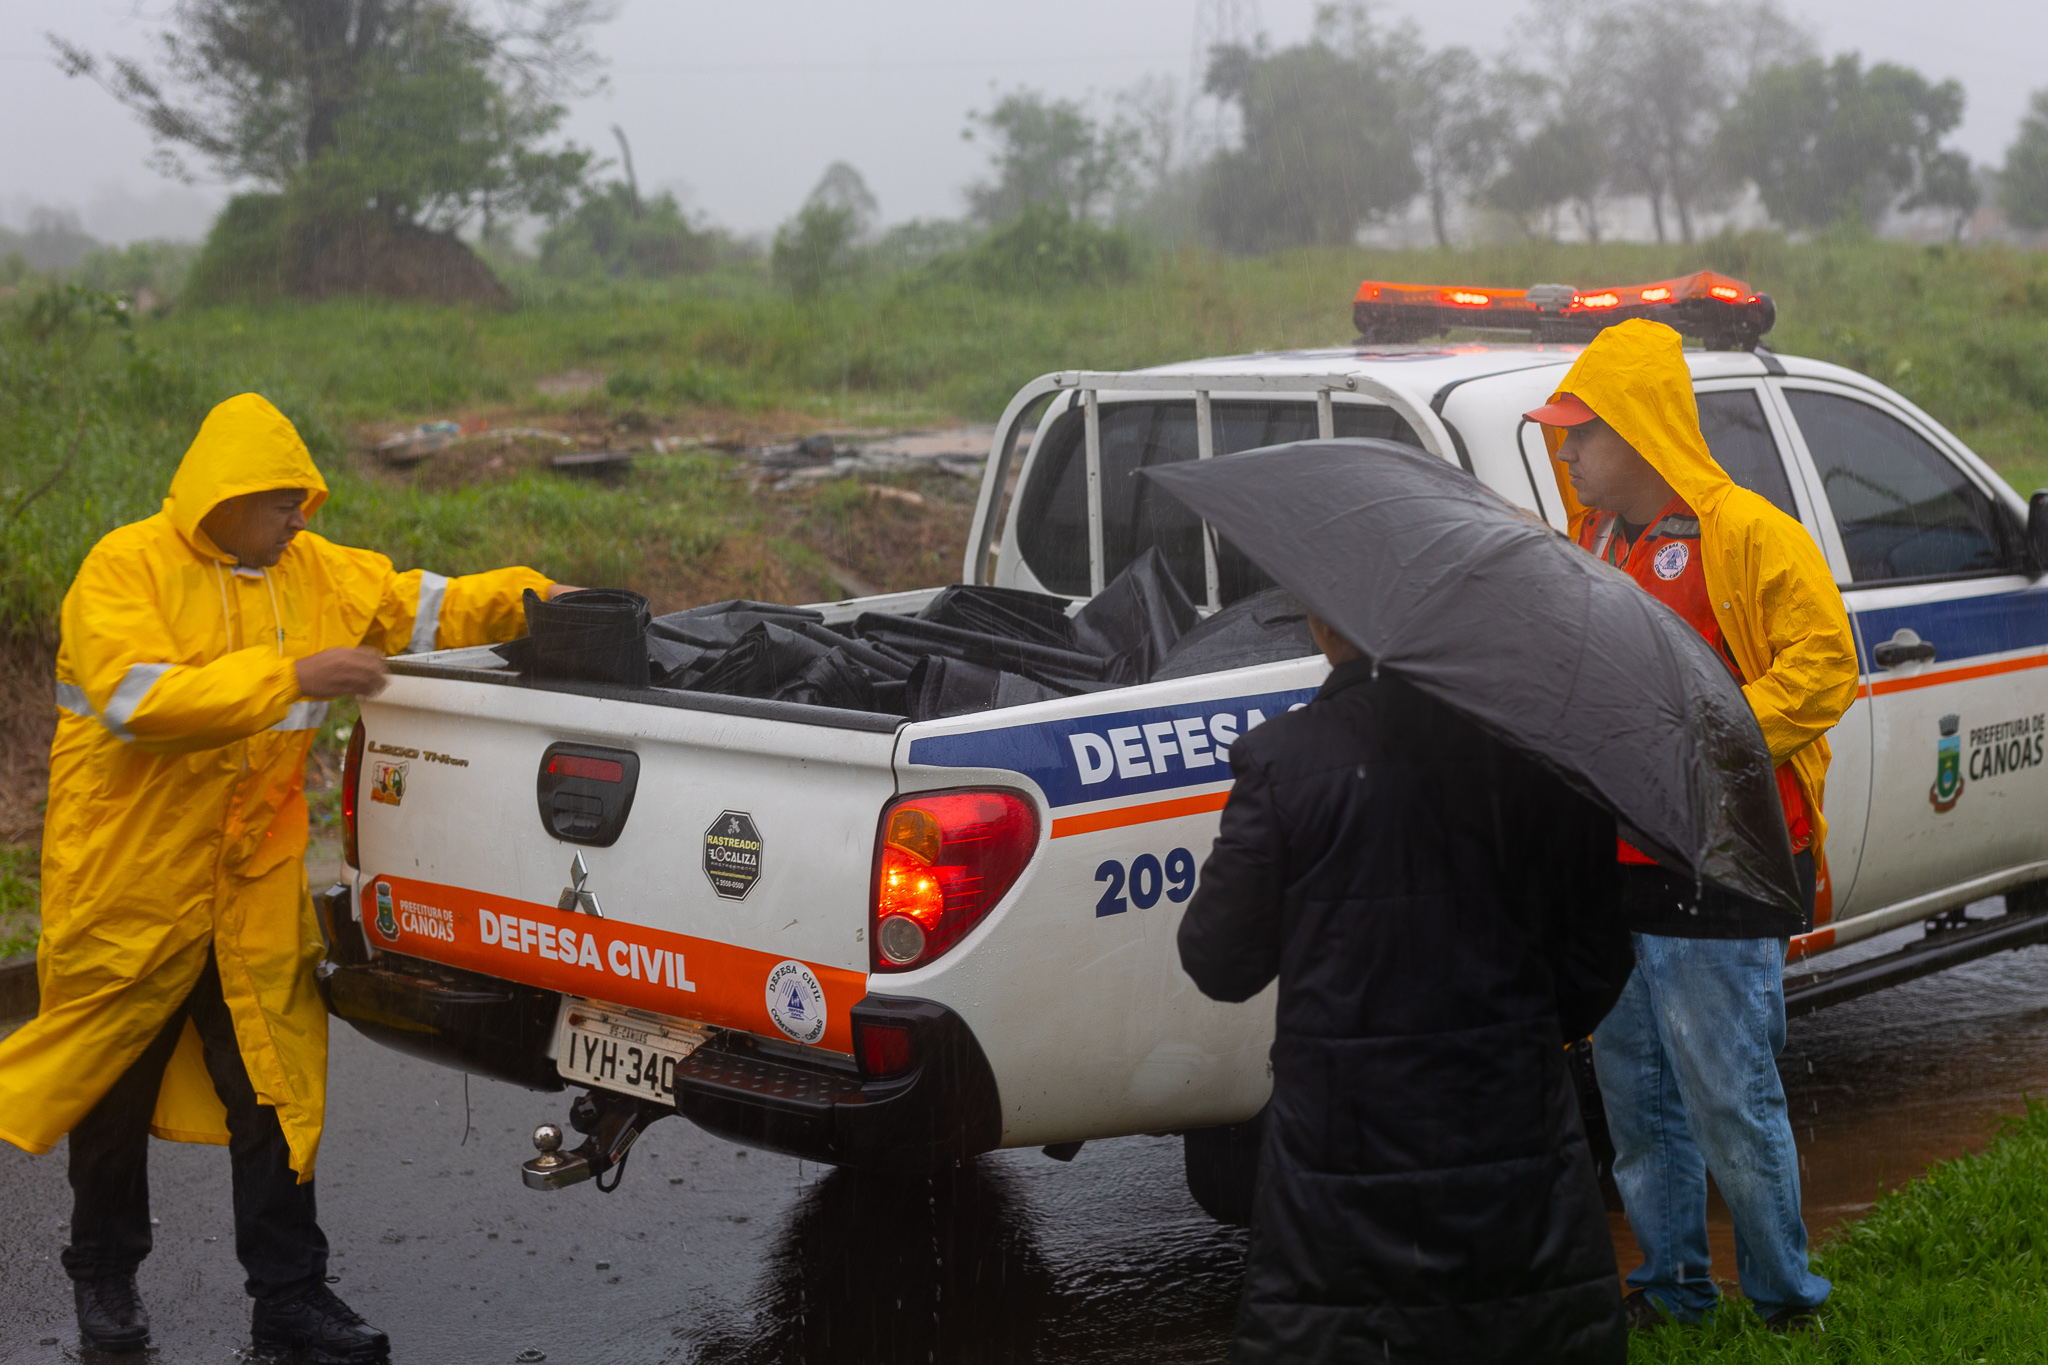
[1591, 934, 1830, 1322]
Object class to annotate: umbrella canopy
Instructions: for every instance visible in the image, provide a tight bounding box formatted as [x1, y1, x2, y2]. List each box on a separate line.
[1143, 438, 1802, 914]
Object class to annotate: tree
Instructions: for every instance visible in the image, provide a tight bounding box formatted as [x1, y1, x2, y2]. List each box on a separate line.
[52, 0, 608, 296]
[2000, 89, 2048, 232]
[770, 163, 878, 297]
[1717, 53, 1970, 231]
[1199, 37, 1419, 252]
[962, 91, 1127, 225]
[1487, 116, 1609, 241]
[804, 162, 880, 239]
[1591, 0, 1810, 243]
[1318, 6, 1505, 248]
[539, 182, 716, 278]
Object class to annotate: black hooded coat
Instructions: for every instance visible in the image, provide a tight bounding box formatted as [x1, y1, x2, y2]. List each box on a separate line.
[1178, 659, 1632, 1364]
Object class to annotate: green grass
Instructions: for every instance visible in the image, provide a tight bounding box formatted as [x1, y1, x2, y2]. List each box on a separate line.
[0, 841, 38, 961]
[5, 232, 2047, 639]
[1631, 1098, 2048, 1362]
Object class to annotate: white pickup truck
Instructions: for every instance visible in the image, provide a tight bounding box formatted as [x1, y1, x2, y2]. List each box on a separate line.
[319, 277, 2048, 1214]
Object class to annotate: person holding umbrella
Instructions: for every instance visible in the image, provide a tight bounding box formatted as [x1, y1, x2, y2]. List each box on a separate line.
[1532, 318, 1857, 1333]
[1177, 605, 1634, 1363]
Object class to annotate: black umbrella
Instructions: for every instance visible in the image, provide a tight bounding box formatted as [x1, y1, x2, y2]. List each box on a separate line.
[1143, 438, 1802, 914]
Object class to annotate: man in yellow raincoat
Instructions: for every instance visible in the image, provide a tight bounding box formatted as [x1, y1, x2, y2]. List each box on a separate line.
[1528, 320, 1857, 1336]
[0, 394, 571, 1359]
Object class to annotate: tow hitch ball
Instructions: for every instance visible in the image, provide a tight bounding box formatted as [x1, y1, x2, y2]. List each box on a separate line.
[521, 1090, 668, 1192]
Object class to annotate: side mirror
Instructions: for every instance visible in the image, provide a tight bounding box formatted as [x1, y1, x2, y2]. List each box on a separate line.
[2032, 491, 2048, 575]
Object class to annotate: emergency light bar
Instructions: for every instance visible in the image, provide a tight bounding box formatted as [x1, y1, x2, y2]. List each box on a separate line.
[1352, 270, 1775, 351]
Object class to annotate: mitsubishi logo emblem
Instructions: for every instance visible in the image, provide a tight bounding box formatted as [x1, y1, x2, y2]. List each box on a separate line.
[558, 851, 603, 918]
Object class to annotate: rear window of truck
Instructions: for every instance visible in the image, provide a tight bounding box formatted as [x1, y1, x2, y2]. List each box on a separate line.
[1016, 399, 1422, 600]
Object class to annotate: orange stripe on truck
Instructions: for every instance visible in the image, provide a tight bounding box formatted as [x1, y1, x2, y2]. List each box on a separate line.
[362, 874, 864, 1055]
[1869, 651, 2048, 696]
[1050, 790, 1231, 838]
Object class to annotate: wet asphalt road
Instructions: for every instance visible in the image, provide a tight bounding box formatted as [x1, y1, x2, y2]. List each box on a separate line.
[5, 913, 2048, 1365]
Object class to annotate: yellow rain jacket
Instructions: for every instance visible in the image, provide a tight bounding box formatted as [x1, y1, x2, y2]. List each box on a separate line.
[0, 393, 551, 1177]
[1542, 320, 1859, 914]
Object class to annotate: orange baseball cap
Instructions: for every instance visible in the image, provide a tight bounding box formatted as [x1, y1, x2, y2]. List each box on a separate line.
[1523, 393, 1598, 427]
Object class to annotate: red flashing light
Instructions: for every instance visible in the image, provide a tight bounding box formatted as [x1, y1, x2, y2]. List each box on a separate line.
[857, 1020, 916, 1078]
[1353, 269, 1772, 348]
[341, 719, 366, 868]
[548, 754, 623, 782]
[872, 790, 1038, 973]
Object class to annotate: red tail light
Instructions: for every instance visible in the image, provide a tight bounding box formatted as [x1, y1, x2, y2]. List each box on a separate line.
[871, 789, 1038, 972]
[341, 719, 366, 869]
[856, 1020, 916, 1078]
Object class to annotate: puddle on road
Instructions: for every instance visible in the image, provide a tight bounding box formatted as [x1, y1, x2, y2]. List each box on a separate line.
[677, 1142, 1243, 1365]
[1607, 925, 2048, 1299]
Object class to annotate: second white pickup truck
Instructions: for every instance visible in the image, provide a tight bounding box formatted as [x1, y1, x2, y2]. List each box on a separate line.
[317, 272, 2048, 1215]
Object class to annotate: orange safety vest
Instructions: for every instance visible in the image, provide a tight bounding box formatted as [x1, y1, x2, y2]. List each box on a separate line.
[1580, 497, 1813, 864]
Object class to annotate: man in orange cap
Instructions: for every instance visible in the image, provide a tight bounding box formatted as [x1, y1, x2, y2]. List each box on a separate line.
[1526, 320, 1857, 1335]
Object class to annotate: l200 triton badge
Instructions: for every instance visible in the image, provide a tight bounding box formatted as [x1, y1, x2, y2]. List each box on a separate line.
[704, 811, 763, 901]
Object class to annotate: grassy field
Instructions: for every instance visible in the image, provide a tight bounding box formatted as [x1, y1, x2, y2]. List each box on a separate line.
[6, 231, 2048, 639]
[1629, 1099, 2048, 1363]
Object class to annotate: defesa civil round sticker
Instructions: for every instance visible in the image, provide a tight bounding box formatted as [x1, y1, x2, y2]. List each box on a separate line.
[765, 959, 828, 1045]
[1653, 541, 1689, 580]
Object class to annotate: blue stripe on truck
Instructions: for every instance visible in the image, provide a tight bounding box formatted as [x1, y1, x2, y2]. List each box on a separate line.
[905, 686, 1319, 809]
[1851, 583, 2048, 674]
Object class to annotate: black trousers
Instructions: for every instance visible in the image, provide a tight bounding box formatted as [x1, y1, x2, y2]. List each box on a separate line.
[61, 946, 328, 1301]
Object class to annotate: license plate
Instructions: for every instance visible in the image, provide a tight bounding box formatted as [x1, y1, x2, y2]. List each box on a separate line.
[556, 999, 710, 1101]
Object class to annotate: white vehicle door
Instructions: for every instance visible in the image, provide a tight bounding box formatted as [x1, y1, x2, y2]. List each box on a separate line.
[1774, 381, 2048, 917]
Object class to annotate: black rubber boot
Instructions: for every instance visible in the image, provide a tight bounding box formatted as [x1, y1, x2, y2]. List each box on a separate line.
[74, 1275, 151, 1353]
[250, 1283, 390, 1363]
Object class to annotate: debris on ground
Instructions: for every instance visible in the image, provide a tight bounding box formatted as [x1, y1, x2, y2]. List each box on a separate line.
[534, 370, 605, 398]
[749, 427, 998, 489]
[363, 418, 1006, 489]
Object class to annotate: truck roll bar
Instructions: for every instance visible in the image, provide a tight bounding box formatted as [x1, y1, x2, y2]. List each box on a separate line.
[964, 369, 1459, 608]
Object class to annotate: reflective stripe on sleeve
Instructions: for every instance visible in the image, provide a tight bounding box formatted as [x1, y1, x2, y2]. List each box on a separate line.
[407, 571, 449, 654]
[270, 700, 331, 732]
[54, 680, 93, 717]
[100, 662, 172, 741]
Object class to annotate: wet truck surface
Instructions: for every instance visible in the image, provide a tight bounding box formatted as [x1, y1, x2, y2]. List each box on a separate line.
[322, 277, 2048, 1217]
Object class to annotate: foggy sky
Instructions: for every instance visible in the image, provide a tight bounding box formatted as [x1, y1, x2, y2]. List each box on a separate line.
[3, 0, 2036, 243]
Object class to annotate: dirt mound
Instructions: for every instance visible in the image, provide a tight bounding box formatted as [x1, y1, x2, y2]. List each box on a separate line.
[188, 194, 510, 307]
[294, 214, 511, 307]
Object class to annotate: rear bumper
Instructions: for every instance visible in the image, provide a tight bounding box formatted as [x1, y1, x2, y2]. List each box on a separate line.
[316, 882, 1001, 1168]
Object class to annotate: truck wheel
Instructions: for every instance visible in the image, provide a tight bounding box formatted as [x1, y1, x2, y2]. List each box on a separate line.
[1182, 1109, 1265, 1226]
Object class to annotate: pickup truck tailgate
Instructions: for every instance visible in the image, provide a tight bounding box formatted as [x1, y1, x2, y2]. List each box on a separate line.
[352, 672, 898, 1055]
